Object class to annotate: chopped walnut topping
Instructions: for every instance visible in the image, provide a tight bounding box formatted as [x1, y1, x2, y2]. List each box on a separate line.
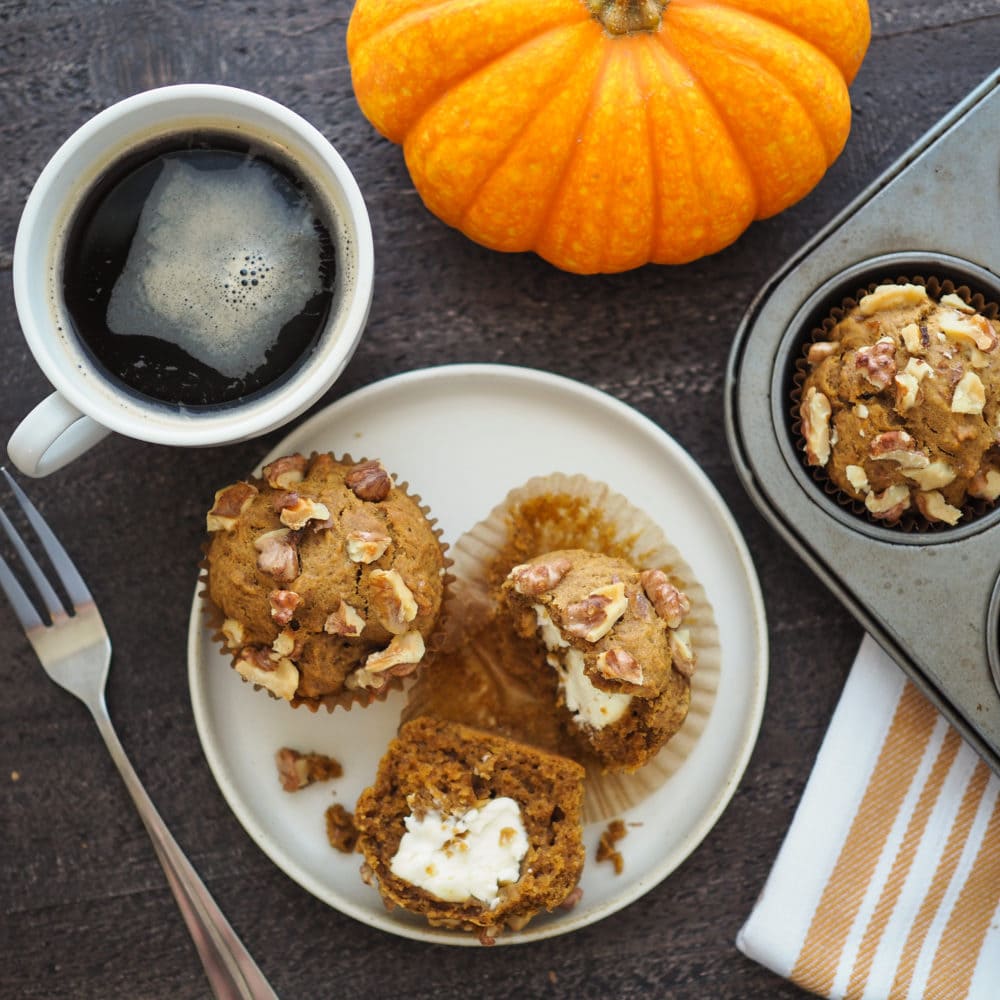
[279, 495, 332, 530]
[324, 600, 366, 637]
[951, 371, 986, 415]
[845, 465, 871, 495]
[903, 460, 956, 491]
[858, 283, 929, 315]
[508, 557, 573, 596]
[564, 582, 628, 642]
[206, 482, 258, 532]
[939, 312, 997, 352]
[639, 570, 691, 628]
[269, 589, 301, 626]
[351, 631, 426, 689]
[596, 648, 643, 685]
[262, 454, 308, 490]
[807, 341, 837, 365]
[855, 403, 870, 419]
[276, 747, 343, 792]
[345, 460, 392, 502]
[970, 468, 1000, 501]
[865, 484, 911, 521]
[346, 528, 392, 564]
[800, 386, 833, 466]
[670, 628, 696, 677]
[894, 357, 933, 413]
[915, 490, 962, 525]
[221, 618, 245, 649]
[234, 646, 299, 700]
[369, 569, 418, 634]
[254, 528, 300, 583]
[901, 322, 927, 356]
[869, 431, 930, 470]
[271, 629, 298, 659]
[855, 338, 898, 390]
[940, 293, 975, 314]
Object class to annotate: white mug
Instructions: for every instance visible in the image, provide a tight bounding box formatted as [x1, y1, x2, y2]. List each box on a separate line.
[9, 84, 374, 476]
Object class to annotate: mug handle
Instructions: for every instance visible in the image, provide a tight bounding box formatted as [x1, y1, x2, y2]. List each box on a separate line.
[7, 392, 112, 477]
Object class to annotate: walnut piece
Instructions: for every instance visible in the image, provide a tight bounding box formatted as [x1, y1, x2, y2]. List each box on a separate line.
[939, 312, 997, 352]
[845, 465, 871, 495]
[508, 557, 573, 596]
[894, 358, 933, 413]
[324, 600, 366, 637]
[868, 430, 930, 470]
[800, 386, 832, 466]
[254, 528, 300, 583]
[271, 629, 298, 659]
[951, 371, 986, 415]
[221, 618, 245, 649]
[351, 631, 426, 689]
[855, 338, 898, 390]
[865, 484, 911, 521]
[858, 283, 929, 315]
[564, 582, 628, 642]
[269, 589, 301, 626]
[915, 490, 962, 525]
[901, 322, 927, 356]
[903, 460, 956, 492]
[276, 747, 343, 792]
[346, 528, 392, 564]
[206, 482, 258, 532]
[596, 649, 643, 685]
[234, 646, 299, 700]
[639, 570, 691, 628]
[279, 495, 332, 530]
[970, 467, 1000, 501]
[807, 341, 837, 365]
[670, 628, 696, 678]
[262, 454, 309, 490]
[345, 460, 392, 502]
[369, 569, 418, 634]
[940, 293, 975, 314]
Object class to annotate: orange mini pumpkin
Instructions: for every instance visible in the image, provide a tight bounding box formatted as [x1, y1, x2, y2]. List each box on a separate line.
[347, 0, 870, 274]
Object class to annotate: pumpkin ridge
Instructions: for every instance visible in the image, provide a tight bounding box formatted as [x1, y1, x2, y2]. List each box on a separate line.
[631, 40, 661, 265]
[456, 28, 600, 229]
[650, 29, 762, 219]
[354, 0, 487, 54]
[668, 5, 843, 162]
[531, 35, 615, 260]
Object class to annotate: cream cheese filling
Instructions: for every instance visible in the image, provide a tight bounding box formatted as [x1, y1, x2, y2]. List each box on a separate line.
[389, 797, 529, 907]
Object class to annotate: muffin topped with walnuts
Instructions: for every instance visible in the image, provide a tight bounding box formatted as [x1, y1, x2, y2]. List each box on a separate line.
[204, 452, 447, 709]
[799, 282, 1000, 525]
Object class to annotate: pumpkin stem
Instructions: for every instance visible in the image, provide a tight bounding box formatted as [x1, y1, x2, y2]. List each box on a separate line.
[585, 0, 666, 35]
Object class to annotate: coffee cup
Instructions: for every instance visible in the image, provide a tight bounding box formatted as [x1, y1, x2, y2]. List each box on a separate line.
[8, 84, 374, 477]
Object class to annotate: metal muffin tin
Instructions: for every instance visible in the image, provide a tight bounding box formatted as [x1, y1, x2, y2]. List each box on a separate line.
[725, 70, 1000, 775]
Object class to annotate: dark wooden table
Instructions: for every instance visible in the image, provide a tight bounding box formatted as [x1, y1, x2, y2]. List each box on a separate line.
[2, 3, 998, 998]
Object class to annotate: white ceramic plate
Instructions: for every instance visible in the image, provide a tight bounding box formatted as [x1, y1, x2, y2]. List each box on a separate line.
[187, 364, 768, 945]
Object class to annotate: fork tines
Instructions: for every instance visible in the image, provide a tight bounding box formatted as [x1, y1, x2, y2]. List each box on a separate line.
[0, 467, 93, 629]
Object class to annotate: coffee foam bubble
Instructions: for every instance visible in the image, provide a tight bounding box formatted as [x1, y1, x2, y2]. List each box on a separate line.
[106, 157, 323, 379]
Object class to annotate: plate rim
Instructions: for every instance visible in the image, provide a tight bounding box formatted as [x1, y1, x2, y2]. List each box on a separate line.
[187, 362, 769, 945]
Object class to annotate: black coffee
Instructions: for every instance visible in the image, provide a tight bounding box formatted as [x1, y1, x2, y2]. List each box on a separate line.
[61, 130, 337, 407]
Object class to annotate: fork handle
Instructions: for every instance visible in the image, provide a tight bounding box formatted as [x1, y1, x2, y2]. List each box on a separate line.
[90, 703, 279, 1000]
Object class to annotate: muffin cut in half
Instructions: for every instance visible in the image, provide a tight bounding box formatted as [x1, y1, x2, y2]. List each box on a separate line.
[354, 717, 585, 943]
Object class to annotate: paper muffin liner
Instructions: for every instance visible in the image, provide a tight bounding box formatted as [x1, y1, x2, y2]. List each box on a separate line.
[406, 472, 720, 824]
[200, 451, 454, 713]
[790, 275, 1000, 534]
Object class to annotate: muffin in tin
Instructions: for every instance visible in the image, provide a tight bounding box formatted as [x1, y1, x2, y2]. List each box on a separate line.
[204, 451, 448, 709]
[798, 281, 1000, 526]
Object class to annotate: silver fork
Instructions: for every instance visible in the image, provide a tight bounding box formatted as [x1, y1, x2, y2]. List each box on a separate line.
[0, 467, 279, 1000]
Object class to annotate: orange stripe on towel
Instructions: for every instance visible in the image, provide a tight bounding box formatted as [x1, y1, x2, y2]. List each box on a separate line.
[889, 761, 991, 999]
[843, 728, 962, 1000]
[923, 768, 1000, 1000]
[792, 683, 937, 996]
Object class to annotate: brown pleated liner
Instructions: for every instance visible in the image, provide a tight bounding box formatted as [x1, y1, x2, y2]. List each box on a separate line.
[409, 472, 720, 824]
[199, 452, 454, 713]
[790, 275, 1000, 533]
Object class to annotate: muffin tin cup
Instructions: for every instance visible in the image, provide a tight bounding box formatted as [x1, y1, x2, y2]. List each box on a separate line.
[726, 71, 1000, 774]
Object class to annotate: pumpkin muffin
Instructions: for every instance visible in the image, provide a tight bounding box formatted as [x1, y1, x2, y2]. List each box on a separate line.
[354, 717, 585, 943]
[498, 548, 695, 773]
[204, 452, 447, 708]
[799, 282, 1000, 525]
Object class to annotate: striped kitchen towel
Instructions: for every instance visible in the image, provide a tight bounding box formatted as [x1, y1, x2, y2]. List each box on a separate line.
[737, 635, 1000, 999]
